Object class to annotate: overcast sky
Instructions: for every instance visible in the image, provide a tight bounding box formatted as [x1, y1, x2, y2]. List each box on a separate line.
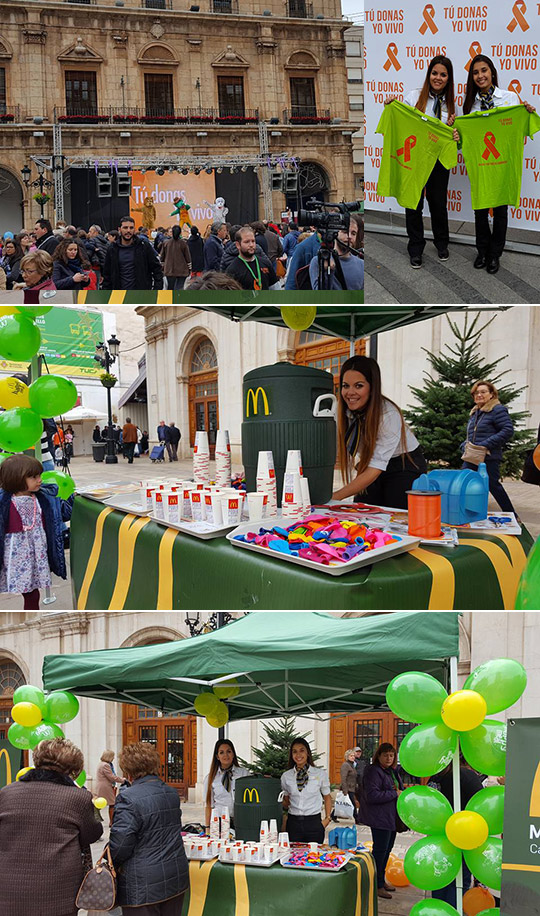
[341, 0, 363, 23]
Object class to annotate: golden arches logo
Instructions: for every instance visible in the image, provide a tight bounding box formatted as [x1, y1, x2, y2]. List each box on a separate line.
[243, 787, 260, 803]
[246, 387, 270, 418]
[0, 748, 13, 785]
[529, 761, 540, 817]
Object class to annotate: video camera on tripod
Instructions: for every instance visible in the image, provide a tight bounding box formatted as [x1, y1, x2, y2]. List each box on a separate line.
[297, 199, 363, 245]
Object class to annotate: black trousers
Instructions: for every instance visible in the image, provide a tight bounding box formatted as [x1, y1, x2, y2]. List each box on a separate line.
[462, 459, 515, 513]
[166, 275, 187, 290]
[357, 445, 427, 510]
[286, 813, 325, 844]
[406, 160, 450, 257]
[371, 828, 397, 889]
[122, 892, 186, 916]
[474, 205, 508, 258]
[123, 442, 136, 463]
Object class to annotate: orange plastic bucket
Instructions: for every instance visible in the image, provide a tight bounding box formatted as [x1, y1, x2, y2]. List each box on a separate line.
[407, 490, 442, 539]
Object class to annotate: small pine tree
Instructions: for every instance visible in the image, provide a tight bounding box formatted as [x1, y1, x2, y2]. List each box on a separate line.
[240, 716, 321, 778]
[404, 312, 534, 478]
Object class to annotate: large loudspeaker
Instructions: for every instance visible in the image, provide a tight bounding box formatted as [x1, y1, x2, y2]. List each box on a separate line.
[271, 170, 284, 191]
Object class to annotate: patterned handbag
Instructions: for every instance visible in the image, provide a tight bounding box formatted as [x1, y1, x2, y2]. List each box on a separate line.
[76, 844, 117, 911]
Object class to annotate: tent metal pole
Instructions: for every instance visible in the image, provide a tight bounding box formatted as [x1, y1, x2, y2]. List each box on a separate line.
[450, 656, 463, 915]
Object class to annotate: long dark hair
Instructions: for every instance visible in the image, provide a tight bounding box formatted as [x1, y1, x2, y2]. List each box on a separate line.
[463, 55, 498, 114]
[288, 737, 315, 769]
[171, 225, 182, 241]
[337, 355, 408, 481]
[205, 739, 240, 807]
[53, 239, 91, 269]
[3, 239, 23, 263]
[415, 55, 455, 119]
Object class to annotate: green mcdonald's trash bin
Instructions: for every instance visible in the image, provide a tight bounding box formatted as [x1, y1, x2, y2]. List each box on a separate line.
[234, 776, 283, 842]
[242, 363, 337, 505]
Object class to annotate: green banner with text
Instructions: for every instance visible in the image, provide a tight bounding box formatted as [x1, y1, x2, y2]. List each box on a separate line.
[0, 307, 104, 378]
[501, 717, 540, 915]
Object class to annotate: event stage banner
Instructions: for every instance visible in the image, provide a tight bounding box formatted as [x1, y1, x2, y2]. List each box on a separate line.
[0, 740, 23, 789]
[364, 0, 540, 232]
[130, 171, 217, 230]
[501, 717, 540, 914]
[0, 307, 104, 378]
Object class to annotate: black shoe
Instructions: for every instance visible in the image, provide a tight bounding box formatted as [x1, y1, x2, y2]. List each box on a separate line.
[438, 249, 449, 261]
[474, 255, 487, 269]
[487, 256, 500, 274]
[410, 256, 422, 268]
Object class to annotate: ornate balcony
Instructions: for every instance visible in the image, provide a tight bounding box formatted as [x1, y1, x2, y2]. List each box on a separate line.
[53, 106, 260, 125]
[282, 107, 331, 124]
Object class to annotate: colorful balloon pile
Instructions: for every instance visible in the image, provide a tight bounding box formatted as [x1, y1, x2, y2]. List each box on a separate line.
[193, 679, 240, 728]
[8, 684, 80, 753]
[385, 658, 527, 915]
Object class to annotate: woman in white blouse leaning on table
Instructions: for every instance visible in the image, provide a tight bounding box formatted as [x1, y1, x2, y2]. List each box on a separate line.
[281, 738, 333, 844]
[333, 356, 427, 510]
[204, 739, 250, 830]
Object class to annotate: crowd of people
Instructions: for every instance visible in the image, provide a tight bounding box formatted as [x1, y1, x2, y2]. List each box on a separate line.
[0, 211, 364, 294]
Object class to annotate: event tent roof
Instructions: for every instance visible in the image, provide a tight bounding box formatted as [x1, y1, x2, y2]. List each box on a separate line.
[42, 612, 459, 720]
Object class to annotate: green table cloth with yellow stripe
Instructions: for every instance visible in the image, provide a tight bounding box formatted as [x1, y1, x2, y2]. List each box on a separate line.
[71, 497, 533, 611]
[181, 853, 376, 916]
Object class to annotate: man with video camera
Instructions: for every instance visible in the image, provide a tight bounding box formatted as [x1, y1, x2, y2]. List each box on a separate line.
[309, 214, 363, 290]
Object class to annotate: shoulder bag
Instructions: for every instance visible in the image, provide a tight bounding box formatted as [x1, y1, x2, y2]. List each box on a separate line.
[462, 411, 487, 465]
[76, 845, 117, 911]
[521, 442, 540, 486]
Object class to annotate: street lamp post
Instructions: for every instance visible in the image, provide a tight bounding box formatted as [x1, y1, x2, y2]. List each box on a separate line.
[94, 334, 121, 465]
[20, 162, 54, 218]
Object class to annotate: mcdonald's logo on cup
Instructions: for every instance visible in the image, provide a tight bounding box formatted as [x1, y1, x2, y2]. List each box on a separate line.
[507, 0, 529, 32]
[465, 42, 482, 71]
[246, 387, 270, 418]
[0, 748, 13, 786]
[243, 787, 261, 803]
[383, 43, 401, 72]
[419, 4, 438, 34]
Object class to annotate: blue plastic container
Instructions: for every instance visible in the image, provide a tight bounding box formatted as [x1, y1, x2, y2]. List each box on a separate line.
[328, 826, 358, 850]
[412, 464, 489, 526]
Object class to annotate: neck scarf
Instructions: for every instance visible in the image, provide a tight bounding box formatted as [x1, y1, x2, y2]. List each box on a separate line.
[478, 86, 496, 110]
[295, 764, 310, 792]
[345, 411, 362, 458]
[430, 91, 445, 120]
[221, 766, 234, 793]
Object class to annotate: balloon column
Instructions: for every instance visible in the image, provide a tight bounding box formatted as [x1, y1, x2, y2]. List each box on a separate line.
[515, 536, 540, 609]
[8, 685, 80, 753]
[386, 659, 527, 913]
[194, 679, 240, 728]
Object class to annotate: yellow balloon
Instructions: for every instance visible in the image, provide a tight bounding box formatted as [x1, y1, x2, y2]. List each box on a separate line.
[441, 690, 487, 732]
[93, 797, 108, 809]
[206, 701, 229, 728]
[11, 701, 43, 727]
[280, 306, 317, 331]
[0, 377, 31, 410]
[213, 679, 240, 700]
[445, 811, 489, 850]
[16, 766, 34, 781]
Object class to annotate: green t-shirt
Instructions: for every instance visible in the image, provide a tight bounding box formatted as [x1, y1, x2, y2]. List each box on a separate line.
[455, 105, 540, 209]
[376, 100, 458, 209]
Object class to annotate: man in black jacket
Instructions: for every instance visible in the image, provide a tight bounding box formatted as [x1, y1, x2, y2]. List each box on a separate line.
[102, 216, 163, 290]
[225, 226, 277, 290]
[34, 219, 60, 256]
[85, 224, 109, 271]
[168, 422, 181, 461]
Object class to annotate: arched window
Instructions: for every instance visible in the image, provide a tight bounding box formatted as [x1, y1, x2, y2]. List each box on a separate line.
[0, 660, 25, 697]
[190, 338, 218, 374]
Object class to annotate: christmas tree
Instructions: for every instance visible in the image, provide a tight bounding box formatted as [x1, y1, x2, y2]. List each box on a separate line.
[240, 716, 321, 779]
[404, 312, 534, 478]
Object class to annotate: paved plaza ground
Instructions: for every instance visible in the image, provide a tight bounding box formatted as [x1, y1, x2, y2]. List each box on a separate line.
[0, 452, 537, 611]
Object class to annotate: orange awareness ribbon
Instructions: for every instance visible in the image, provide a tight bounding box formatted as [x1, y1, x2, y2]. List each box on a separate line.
[397, 135, 417, 162]
[465, 41, 482, 71]
[508, 79, 523, 99]
[482, 132, 501, 161]
[419, 4, 437, 34]
[383, 43, 401, 72]
[507, 0, 529, 32]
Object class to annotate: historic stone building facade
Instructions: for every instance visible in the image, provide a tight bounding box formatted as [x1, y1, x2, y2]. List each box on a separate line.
[0, 0, 356, 231]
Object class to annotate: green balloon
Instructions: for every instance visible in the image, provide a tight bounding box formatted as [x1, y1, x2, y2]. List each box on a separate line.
[75, 769, 87, 787]
[0, 408, 43, 452]
[398, 723, 457, 777]
[476, 911, 500, 916]
[397, 786, 453, 835]
[464, 837, 503, 891]
[516, 536, 540, 609]
[28, 720, 64, 748]
[8, 722, 35, 750]
[29, 375, 78, 418]
[404, 835, 462, 890]
[465, 658, 527, 714]
[386, 672, 446, 724]
[15, 306, 53, 318]
[409, 902, 460, 916]
[466, 786, 505, 835]
[41, 471, 76, 500]
[0, 315, 41, 361]
[44, 690, 80, 723]
[460, 719, 507, 777]
[13, 684, 47, 715]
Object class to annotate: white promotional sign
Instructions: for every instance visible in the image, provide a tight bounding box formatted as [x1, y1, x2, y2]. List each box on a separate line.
[364, 1, 540, 232]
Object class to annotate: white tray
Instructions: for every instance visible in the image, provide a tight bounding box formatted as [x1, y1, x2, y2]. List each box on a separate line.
[280, 851, 353, 872]
[102, 494, 150, 516]
[78, 483, 140, 503]
[219, 850, 286, 868]
[227, 520, 421, 577]
[149, 515, 239, 540]
[185, 850, 218, 862]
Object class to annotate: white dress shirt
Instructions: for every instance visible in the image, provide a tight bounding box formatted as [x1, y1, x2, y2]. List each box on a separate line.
[350, 400, 419, 473]
[469, 86, 519, 112]
[204, 765, 250, 814]
[281, 766, 331, 816]
[404, 88, 451, 124]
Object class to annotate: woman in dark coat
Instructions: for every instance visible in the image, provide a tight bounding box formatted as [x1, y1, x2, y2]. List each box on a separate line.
[109, 742, 189, 916]
[1, 238, 23, 289]
[340, 748, 361, 824]
[0, 738, 103, 916]
[462, 379, 515, 512]
[360, 743, 404, 900]
[187, 225, 205, 276]
[52, 239, 93, 291]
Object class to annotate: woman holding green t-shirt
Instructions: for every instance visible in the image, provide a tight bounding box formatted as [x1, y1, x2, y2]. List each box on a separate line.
[462, 54, 536, 275]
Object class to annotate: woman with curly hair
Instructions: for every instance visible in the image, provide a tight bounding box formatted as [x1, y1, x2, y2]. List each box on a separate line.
[52, 239, 93, 290]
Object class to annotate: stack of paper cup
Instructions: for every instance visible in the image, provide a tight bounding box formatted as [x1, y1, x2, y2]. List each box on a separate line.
[209, 809, 220, 839]
[300, 476, 312, 512]
[281, 472, 305, 520]
[269, 819, 278, 843]
[215, 429, 232, 488]
[256, 451, 278, 515]
[259, 820, 269, 844]
[193, 430, 210, 484]
[221, 808, 231, 842]
[285, 450, 303, 478]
